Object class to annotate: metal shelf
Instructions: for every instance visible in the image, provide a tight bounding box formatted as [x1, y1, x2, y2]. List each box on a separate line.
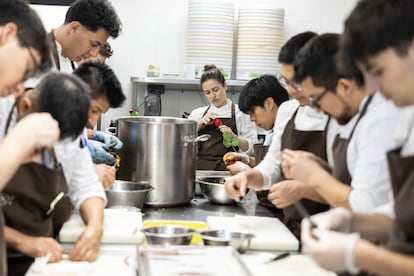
[130, 77, 248, 91]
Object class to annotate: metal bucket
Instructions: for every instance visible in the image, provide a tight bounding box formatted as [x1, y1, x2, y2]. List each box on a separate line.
[115, 116, 197, 207]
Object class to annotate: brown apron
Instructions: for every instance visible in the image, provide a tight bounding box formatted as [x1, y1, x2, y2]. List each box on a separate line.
[332, 95, 374, 184]
[0, 209, 6, 276]
[280, 107, 331, 238]
[197, 103, 239, 171]
[386, 120, 414, 255]
[1, 105, 71, 275]
[48, 31, 60, 71]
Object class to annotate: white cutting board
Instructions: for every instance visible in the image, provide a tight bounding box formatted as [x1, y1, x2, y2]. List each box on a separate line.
[59, 208, 144, 244]
[207, 215, 299, 251]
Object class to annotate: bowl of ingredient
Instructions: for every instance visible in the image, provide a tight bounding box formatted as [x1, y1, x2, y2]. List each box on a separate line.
[197, 177, 235, 204]
[105, 180, 154, 209]
[141, 225, 196, 245]
[199, 229, 255, 254]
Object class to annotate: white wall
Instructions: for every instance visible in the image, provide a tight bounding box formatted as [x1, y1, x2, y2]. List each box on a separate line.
[31, 0, 358, 128]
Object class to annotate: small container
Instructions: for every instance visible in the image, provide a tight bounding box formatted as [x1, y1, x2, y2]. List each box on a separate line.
[199, 230, 255, 254]
[141, 225, 196, 245]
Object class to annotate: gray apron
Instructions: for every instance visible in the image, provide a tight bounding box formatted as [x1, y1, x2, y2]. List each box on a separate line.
[197, 103, 239, 171]
[332, 95, 374, 184]
[280, 107, 330, 238]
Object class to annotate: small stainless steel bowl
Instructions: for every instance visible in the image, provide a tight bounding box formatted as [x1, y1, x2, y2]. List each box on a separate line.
[105, 180, 154, 209]
[199, 229, 255, 254]
[141, 225, 196, 245]
[197, 177, 235, 204]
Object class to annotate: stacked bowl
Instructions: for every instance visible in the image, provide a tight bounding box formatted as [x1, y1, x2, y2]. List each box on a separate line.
[185, 0, 234, 79]
[236, 6, 285, 80]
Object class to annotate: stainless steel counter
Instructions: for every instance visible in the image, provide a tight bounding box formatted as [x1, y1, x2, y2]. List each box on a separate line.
[142, 192, 274, 222]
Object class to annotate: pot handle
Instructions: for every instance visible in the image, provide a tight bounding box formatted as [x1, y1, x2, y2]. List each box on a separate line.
[105, 127, 117, 136]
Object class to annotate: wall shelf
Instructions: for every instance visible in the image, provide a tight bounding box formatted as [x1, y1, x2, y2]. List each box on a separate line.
[130, 77, 248, 91]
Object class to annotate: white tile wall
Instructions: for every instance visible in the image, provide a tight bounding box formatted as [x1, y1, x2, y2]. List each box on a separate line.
[31, 0, 358, 128]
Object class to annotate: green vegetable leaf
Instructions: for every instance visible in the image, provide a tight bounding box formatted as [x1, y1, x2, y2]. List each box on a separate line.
[231, 138, 240, 147]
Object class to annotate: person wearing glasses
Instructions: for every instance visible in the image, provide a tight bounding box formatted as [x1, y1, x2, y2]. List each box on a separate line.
[280, 33, 402, 215]
[188, 64, 257, 171]
[0, 1, 60, 274]
[298, 0, 414, 274]
[225, 32, 341, 237]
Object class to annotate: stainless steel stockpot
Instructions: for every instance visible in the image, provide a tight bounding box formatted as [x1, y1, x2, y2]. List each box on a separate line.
[115, 116, 197, 207]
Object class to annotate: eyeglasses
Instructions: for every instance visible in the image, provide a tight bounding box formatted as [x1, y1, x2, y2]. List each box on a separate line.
[277, 74, 302, 91]
[23, 47, 40, 81]
[308, 89, 330, 109]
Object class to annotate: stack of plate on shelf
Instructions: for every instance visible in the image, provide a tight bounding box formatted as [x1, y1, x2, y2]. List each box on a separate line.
[236, 7, 285, 80]
[185, 0, 234, 79]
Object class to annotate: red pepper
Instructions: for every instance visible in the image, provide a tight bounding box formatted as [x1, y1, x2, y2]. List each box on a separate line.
[212, 118, 222, 128]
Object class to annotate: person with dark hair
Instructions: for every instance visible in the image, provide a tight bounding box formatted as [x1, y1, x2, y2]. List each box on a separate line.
[73, 61, 126, 189]
[281, 33, 401, 213]
[228, 75, 290, 174]
[298, 1, 414, 274]
[188, 64, 257, 171]
[1, 72, 90, 275]
[48, 0, 121, 72]
[0, 1, 60, 274]
[78, 42, 113, 65]
[225, 32, 340, 237]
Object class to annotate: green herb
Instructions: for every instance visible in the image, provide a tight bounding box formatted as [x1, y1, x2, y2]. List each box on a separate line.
[222, 132, 239, 151]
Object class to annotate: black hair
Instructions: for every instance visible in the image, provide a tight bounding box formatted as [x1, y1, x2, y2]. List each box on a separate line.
[239, 75, 290, 114]
[33, 72, 90, 140]
[0, 0, 52, 73]
[73, 61, 125, 108]
[99, 42, 113, 58]
[341, 0, 414, 67]
[200, 64, 226, 87]
[65, 0, 122, 38]
[294, 33, 364, 90]
[278, 31, 317, 64]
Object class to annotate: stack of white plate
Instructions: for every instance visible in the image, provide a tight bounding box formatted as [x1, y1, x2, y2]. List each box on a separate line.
[185, 0, 234, 79]
[236, 7, 285, 80]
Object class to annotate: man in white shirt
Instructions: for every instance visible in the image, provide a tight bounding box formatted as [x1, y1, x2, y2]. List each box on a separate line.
[225, 32, 341, 236]
[300, 1, 414, 274]
[281, 33, 402, 213]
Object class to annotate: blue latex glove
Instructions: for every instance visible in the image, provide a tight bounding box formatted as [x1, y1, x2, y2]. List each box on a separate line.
[93, 130, 123, 150]
[87, 140, 116, 165]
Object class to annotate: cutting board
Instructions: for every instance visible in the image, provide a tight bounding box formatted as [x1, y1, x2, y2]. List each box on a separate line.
[207, 215, 299, 251]
[59, 208, 144, 244]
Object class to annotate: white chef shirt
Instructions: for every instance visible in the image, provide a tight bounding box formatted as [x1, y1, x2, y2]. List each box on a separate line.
[374, 105, 414, 219]
[188, 99, 258, 154]
[255, 99, 342, 189]
[55, 40, 75, 73]
[0, 97, 106, 210]
[341, 92, 402, 213]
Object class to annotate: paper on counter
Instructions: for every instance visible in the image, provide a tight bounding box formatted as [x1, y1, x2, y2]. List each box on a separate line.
[59, 208, 144, 244]
[207, 215, 299, 251]
[241, 252, 337, 276]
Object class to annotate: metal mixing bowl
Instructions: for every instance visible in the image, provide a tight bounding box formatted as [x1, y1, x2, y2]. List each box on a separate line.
[141, 225, 196, 245]
[197, 177, 235, 204]
[105, 180, 154, 209]
[199, 230, 255, 254]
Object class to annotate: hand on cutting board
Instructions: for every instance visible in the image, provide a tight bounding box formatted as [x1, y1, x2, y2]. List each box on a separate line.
[69, 224, 102, 262]
[301, 219, 360, 274]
